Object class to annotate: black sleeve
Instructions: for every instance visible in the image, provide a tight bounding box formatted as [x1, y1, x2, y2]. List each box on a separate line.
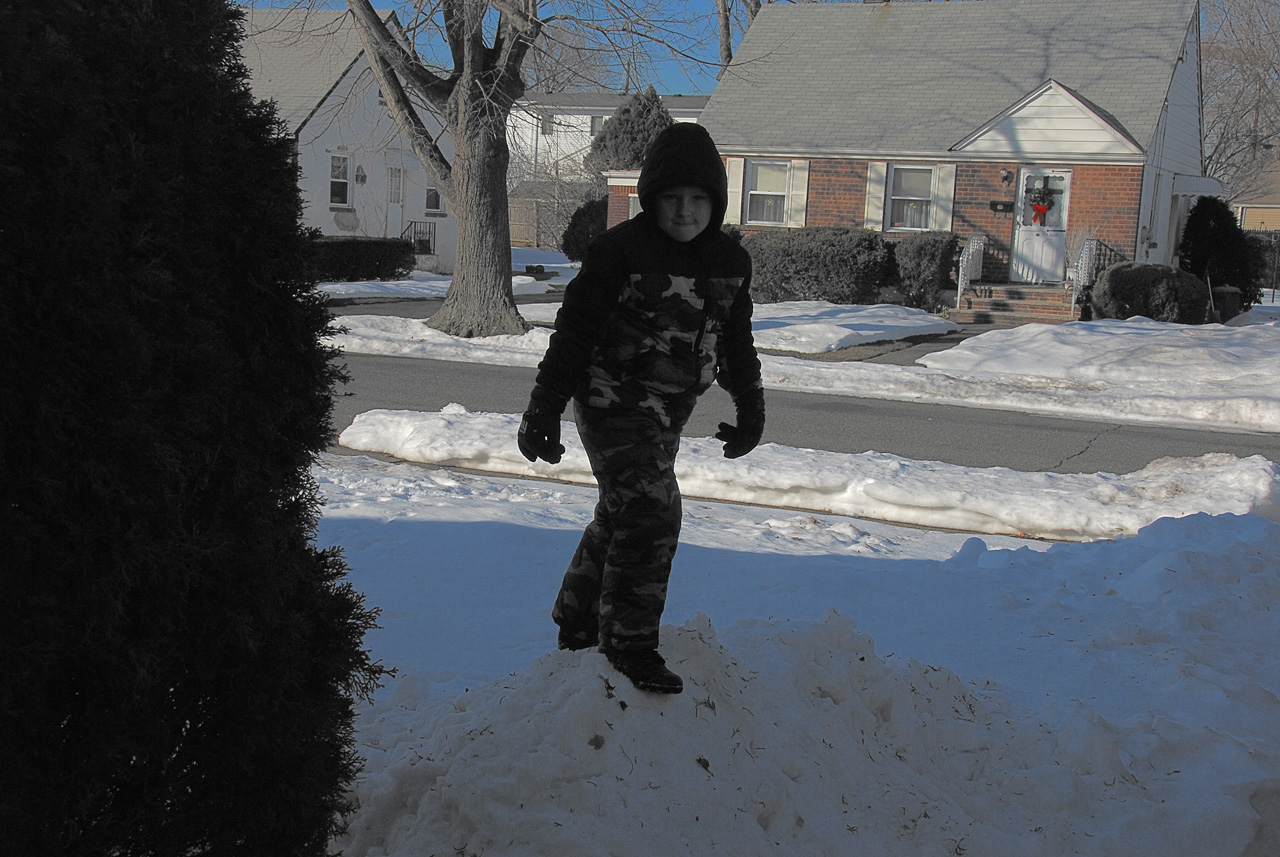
[718, 253, 764, 403]
[529, 246, 622, 413]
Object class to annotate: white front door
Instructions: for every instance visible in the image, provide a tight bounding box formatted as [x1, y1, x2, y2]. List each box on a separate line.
[1012, 168, 1071, 283]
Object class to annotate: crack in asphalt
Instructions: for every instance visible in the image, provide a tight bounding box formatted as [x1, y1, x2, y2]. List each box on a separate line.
[1050, 423, 1124, 472]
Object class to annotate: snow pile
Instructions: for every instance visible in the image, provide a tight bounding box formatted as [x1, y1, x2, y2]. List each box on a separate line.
[517, 299, 960, 352]
[316, 456, 1280, 857]
[330, 310, 1280, 433]
[337, 404, 1280, 540]
[344, 614, 1143, 856]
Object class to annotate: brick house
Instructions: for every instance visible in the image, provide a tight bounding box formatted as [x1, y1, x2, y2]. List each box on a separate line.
[606, 0, 1223, 323]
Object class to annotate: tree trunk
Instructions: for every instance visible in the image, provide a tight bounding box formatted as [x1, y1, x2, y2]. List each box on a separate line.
[717, 0, 734, 70]
[424, 96, 529, 338]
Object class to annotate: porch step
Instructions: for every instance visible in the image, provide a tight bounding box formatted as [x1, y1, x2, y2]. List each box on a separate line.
[951, 284, 1080, 325]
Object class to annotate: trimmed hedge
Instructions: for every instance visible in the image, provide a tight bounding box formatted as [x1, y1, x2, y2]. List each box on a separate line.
[311, 236, 415, 282]
[893, 231, 958, 311]
[1092, 261, 1209, 323]
[743, 227, 891, 304]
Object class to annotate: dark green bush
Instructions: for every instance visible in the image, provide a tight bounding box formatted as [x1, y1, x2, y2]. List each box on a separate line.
[892, 231, 958, 311]
[311, 236, 415, 282]
[1180, 195, 1256, 307]
[1, 2, 386, 854]
[582, 86, 673, 174]
[1092, 261, 1209, 323]
[743, 227, 891, 304]
[560, 196, 609, 262]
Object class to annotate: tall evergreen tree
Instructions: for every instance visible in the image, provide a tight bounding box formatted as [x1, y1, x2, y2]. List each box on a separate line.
[0, 1, 385, 854]
[1180, 195, 1258, 308]
[583, 86, 675, 174]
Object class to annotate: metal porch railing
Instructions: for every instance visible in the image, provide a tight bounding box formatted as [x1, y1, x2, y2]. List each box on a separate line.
[1068, 238, 1125, 311]
[402, 220, 436, 255]
[955, 234, 986, 310]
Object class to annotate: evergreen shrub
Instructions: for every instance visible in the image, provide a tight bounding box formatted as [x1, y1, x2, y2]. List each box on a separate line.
[582, 86, 673, 175]
[892, 231, 958, 311]
[311, 236, 415, 283]
[1092, 261, 1209, 323]
[1, 2, 387, 854]
[743, 227, 891, 304]
[1180, 195, 1257, 308]
[560, 196, 609, 262]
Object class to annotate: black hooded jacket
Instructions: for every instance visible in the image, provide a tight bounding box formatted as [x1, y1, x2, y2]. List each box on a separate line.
[531, 124, 762, 427]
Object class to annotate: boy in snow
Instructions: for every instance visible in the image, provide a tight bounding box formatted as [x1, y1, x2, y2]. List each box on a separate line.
[517, 123, 765, 695]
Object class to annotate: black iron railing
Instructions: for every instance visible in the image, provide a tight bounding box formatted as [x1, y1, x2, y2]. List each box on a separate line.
[401, 220, 436, 254]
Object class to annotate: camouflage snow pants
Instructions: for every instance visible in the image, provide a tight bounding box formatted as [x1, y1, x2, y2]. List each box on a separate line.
[552, 400, 687, 653]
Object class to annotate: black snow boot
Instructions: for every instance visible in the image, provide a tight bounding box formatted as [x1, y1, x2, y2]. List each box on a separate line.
[604, 648, 684, 694]
[558, 628, 596, 651]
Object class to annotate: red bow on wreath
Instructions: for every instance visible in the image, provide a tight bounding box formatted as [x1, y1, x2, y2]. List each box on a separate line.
[1031, 202, 1050, 225]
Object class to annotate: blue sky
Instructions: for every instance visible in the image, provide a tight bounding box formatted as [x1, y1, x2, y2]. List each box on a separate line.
[264, 0, 725, 96]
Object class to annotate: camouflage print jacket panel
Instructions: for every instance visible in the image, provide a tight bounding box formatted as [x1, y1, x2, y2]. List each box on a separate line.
[533, 213, 761, 428]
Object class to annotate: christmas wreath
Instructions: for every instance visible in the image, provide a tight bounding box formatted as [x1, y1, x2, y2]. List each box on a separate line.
[1027, 184, 1055, 224]
[1027, 185, 1055, 207]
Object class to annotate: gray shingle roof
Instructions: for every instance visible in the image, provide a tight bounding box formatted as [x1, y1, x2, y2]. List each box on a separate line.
[699, 0, 1198, 157]
[240, 8, 378, 133]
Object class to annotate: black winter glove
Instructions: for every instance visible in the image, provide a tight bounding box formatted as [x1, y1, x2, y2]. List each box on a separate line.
[518, 405, 565, 464]
[715, 390, 765, 459]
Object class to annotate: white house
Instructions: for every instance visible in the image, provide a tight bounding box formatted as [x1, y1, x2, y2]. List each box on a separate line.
[507, 92, 708, 187]
[240, 8, 458, 272]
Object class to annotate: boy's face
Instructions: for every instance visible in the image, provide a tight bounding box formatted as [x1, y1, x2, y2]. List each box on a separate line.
[654, 185, 713, 243]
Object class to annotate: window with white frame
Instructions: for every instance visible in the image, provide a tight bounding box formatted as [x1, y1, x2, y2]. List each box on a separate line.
[590, 115, 608, 136]
[888, 165, 933, 230]
[424, 187, 442, 214]
[746, 161, 789, 224]
[330, 154, 351, 206]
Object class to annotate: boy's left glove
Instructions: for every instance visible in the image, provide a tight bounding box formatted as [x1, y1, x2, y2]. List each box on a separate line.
[518, 404, 566, 464]
[715, 390, 765, 459]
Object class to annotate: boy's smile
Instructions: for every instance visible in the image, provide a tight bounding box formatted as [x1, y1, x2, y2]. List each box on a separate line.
[654, 186, 712, 242]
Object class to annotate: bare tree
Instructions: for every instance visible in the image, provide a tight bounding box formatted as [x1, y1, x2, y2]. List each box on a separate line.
[524, 22, 622, 92]
[1201, 0, 1280, 199]
[341, 0, 711, 337]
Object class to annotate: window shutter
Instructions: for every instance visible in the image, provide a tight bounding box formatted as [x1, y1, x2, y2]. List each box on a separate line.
[865, 161, 887, 230]
[787, 160, 809, 227]
[931, 164, 956, 231]
[724, 158, 744, 225]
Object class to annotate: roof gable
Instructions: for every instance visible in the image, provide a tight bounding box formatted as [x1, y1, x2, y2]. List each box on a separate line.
[241, 8, 396, 133]
[953, 80, 1143, 158]
[700, 0, 1198, 159]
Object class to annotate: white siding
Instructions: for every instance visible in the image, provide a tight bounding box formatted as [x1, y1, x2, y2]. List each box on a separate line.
[957, 83, 1142, 158]
[296, 57, 458, 270]
[1152, 24, 1204, 176]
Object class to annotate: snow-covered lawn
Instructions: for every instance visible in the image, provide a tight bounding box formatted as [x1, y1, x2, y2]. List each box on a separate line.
[319, 258, 1280, 856]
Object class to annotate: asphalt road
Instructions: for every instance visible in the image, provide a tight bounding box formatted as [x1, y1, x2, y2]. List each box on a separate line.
[327, 298, 1280, 474]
